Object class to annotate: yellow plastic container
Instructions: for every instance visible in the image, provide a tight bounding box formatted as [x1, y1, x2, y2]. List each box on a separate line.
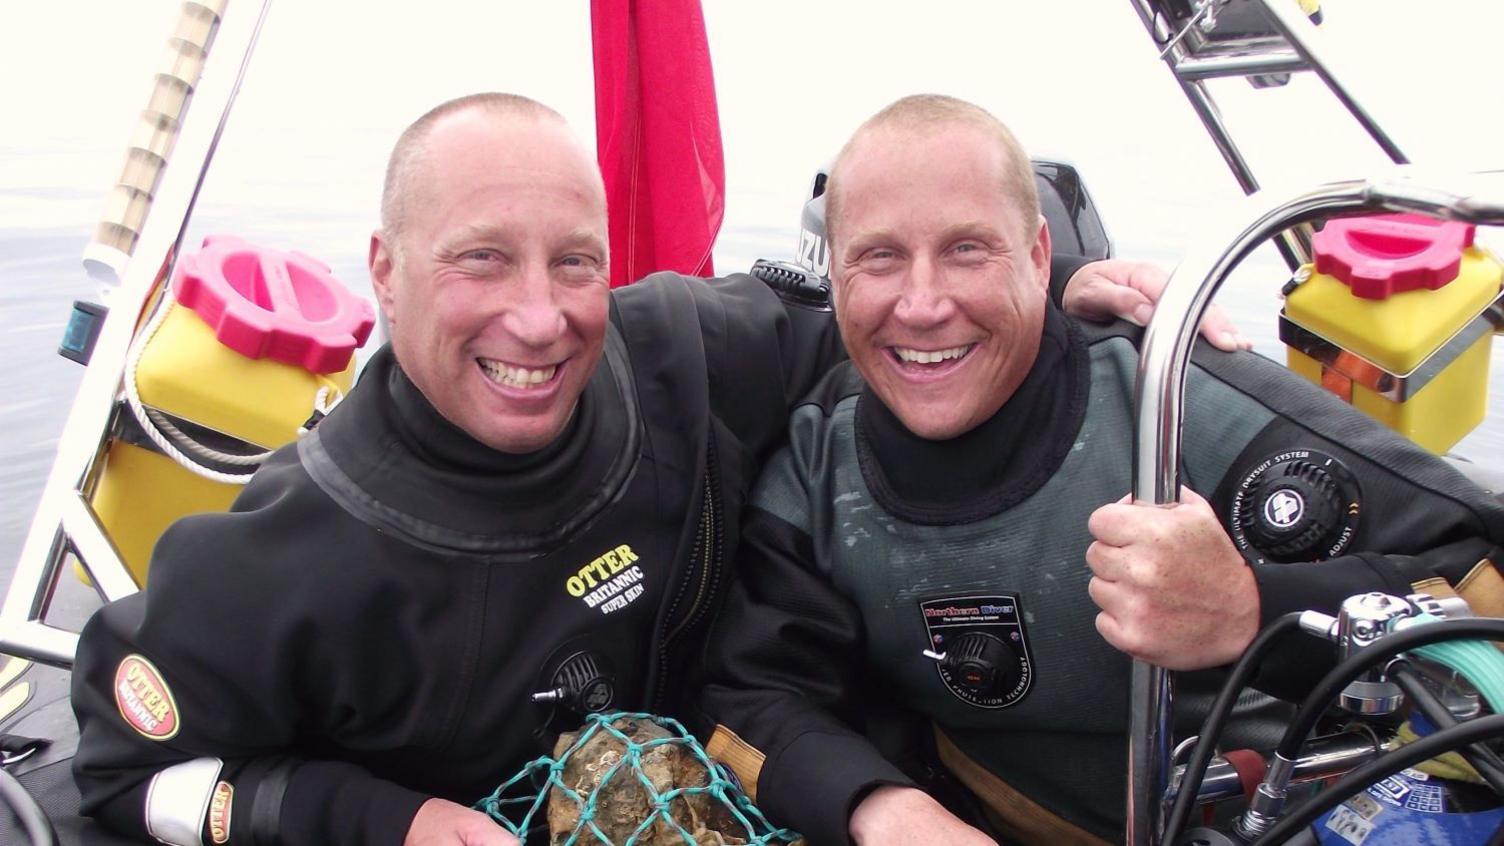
[134, 302, 357, 450]
[89, 305, 358, 585]
[87, 237, 371, 585]
[90, 441, 242, 586]
[1284, 218, 1501, 454]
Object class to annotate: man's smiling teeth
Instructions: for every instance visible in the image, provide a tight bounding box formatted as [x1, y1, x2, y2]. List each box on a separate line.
[893, 344, 973, 364]
[479, 358, 557, 388]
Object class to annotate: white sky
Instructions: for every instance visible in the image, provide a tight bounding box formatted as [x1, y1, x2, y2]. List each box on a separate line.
[2, 0, 1501, 265]
[0, 0, 1502, 550]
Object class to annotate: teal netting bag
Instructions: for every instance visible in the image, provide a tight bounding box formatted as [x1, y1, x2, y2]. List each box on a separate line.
[474, 712, 804, 845]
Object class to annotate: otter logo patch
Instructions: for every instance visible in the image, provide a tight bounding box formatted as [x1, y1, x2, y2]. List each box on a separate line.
[564, 544, 648, 615]
[208, 781, 233, 843]
[113, 655, 179, 740]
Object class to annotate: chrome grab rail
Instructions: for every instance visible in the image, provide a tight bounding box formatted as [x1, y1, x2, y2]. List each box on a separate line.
[1126, 170, 1504, 846]
[1173, 730, 1391, 805]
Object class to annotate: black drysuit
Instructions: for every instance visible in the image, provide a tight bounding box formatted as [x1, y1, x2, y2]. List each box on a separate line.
[70, 271, 849, 846]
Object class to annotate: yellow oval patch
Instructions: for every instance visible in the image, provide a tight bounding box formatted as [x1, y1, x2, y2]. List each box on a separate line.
[113, 654, 179, 740]
[209, 780, 233, 844]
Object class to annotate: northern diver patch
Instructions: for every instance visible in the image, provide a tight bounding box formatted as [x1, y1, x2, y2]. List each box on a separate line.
[920, 595, 1033, 709]
[208, 781, 233, 843]
[114, 655, 179, 740]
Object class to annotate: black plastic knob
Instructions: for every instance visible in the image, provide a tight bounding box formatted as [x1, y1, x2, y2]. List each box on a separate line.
[1237, 459, 1344, 561]
[943, 632, 1019, 697]
[550, 651, 615, 714]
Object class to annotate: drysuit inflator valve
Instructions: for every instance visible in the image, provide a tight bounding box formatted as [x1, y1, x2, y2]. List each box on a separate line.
[1235, 456, 1349, 561]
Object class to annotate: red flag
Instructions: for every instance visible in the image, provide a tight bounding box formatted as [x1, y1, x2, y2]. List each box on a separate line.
[592, 0, 725, 287]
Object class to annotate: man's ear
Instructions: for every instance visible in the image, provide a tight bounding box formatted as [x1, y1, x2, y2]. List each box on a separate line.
[1030, 215, 1052, 294]
[369, 230, 397, 324]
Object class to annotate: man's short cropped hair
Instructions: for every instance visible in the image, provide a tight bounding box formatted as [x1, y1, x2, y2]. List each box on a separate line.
[825, 94, 1040, 244]
[379, 92, 565, 242]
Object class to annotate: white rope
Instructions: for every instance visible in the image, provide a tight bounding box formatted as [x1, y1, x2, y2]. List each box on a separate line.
[297, 384, 344, 435]
[122, 294, 340, 485]
[144, 406, 271, 466]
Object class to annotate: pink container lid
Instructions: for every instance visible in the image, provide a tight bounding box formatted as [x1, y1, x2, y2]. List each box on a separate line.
[1312, 213, 1475, 300]
[172, 235, 375, 374]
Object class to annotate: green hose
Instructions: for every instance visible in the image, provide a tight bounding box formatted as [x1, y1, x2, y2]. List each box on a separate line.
[1400, 613, 1504, 711]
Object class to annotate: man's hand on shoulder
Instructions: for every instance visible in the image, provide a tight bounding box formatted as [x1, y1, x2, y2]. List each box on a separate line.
[848, 785, 998, 846]
[1085, 489, 1260, 670]
[1062, 259, 1251, 352]
[404, 798, 520, 846]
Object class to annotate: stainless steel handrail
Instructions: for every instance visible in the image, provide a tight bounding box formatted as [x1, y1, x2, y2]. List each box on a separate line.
[1174, 730, 1390, 805]
[1126, 170, 1504, 846]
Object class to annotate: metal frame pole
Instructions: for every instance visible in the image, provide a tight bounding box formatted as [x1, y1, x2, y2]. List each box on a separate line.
[1, 0, 276, 668]
[1125, 0, 1311, 269]
[1129, 169, 1504, 846]
[1258, 0, 1409, 165]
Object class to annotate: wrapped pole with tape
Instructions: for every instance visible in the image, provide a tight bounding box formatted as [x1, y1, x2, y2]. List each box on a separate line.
[4, 0, 279, 669]
[82, 1, 228, 283]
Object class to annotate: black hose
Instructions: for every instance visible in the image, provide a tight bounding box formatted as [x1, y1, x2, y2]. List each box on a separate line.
[1162, 613, 1307, 845]
[1250, 713, 1504, 845]
[1389, 661, 1504, 794]
[1275, 618, 1504, 761]
[0, 766, 57, 846]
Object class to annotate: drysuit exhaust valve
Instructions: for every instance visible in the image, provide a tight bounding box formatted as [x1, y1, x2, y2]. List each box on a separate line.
[1230, 449, 1361, 565]
[924, 632, 1021, 698]
[531, 651, 615, 715]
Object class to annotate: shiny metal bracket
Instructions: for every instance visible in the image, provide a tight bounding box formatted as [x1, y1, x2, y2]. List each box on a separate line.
[1126, 0, 1412, 271]
[1279, 289, 1504, 402]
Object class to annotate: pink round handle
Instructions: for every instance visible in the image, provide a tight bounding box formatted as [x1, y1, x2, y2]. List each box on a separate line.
[172, 235, 375, 373]
[1312, 213, 1475, 300]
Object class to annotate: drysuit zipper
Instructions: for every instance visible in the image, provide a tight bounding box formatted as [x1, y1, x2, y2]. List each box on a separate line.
[653, 427, 723, 710]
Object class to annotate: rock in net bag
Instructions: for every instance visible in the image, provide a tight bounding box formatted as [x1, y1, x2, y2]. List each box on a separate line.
[474, 711, 805, 845]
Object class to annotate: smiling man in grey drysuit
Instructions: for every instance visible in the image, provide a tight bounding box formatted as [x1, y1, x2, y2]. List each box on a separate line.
[701, 94, 1504, 845]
